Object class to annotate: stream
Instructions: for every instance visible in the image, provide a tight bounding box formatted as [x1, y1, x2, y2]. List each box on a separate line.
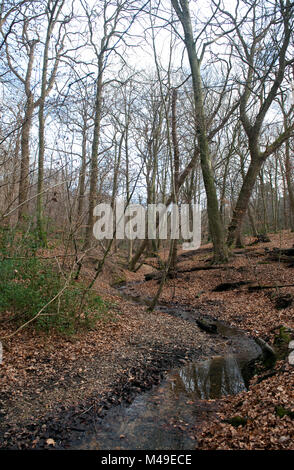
[76, 284, 262, 450]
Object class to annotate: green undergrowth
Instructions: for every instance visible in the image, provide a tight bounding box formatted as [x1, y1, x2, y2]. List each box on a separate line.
[0, 228, 112, 335]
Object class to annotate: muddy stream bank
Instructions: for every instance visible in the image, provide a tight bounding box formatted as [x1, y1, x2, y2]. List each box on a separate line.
[74, 283, 262, 450]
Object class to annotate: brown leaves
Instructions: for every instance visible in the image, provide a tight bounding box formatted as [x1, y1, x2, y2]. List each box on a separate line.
[198, 362, 294, 450]
[1, 234, 294, 450]
[130, 233, 294, 450]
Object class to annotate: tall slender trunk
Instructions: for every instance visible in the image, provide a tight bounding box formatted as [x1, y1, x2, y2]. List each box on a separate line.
[248, 203, 258, 237]
[84, 56, 103, 249]
[129, 146, 199, 270]
[77, 122, 87, 223]
[227, 156, 264, 246]
[285, 139, 294, 231]
[170, 88, 180, 272]
[6, 130, 20, 225]
[37, 1, 64, 244]
[259, 170, 269, 234]
[111, 133, 123, 254]
[37, 95, 46, 242]
[18, 95, 34, 222]
[171, 0, 227, 262]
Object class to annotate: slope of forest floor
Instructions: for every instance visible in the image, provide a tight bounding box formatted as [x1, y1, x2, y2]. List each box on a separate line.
[0, 231, 294, 450]
[128, 231, 294, 450]
[0, 253, 227, 449]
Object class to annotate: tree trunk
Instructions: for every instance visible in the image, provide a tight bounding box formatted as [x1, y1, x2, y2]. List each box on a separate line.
[227, 156, 263, 246]
[18, 95, 34, 222]
[259, 170, 269, 234]
[170, 87, 180, 272]
[171, 0, 227, 262]
[84, 56, 103, 249]
[248, 203, 258, 237]
[36, 0, 63, 244]
[285, 139, 294, 231]
[37, 94, 46, 243]
[77, 122, 87, 224]
[129, 145, 200, 270]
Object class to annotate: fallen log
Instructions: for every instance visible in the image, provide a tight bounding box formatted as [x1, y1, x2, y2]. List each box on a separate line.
[196, 318, 218, 334]
[144, 265, 229, 281]
[264, 247, 294, 263]
[249, 234, 271, 245]
[144, 271, 175, 281]
[266, 254, 294, 262]
[248, 283, 294, 292]
[213, 281, 252, 292]
[273, 247, 294, 256]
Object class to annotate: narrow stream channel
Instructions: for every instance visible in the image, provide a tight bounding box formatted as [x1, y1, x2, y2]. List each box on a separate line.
[76, 285, 262, 450]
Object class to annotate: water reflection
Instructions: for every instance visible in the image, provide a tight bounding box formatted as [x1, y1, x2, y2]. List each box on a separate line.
[75, 286, 261, 450]
[176, 355, 246, 399]
[77, 352, 259, 450]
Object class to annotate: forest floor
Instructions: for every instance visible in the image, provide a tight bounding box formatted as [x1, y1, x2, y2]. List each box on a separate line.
[127, 231, 294, 450]
[0, 231, 294, 450]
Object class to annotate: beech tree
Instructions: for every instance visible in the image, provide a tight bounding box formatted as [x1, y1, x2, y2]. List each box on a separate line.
[36, 0, 69, 244]
[169, 0, 229, 262]
[0, 1, 69, 225]
[220, 0, 294, 246]
[82, 0, 147, 249]
[0, 0, 293, 263]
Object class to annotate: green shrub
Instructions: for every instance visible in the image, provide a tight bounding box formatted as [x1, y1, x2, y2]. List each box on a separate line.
[0, 228, 109, 334]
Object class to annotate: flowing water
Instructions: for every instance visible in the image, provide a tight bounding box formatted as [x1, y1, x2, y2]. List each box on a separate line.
[76, 285, 262, 450]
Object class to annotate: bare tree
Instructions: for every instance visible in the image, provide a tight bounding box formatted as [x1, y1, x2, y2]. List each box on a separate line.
[170, 0, 228, 262]
[82, 0, 146, 249]
[37, 0, 69, 244]
[222, 0, 294, 246]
